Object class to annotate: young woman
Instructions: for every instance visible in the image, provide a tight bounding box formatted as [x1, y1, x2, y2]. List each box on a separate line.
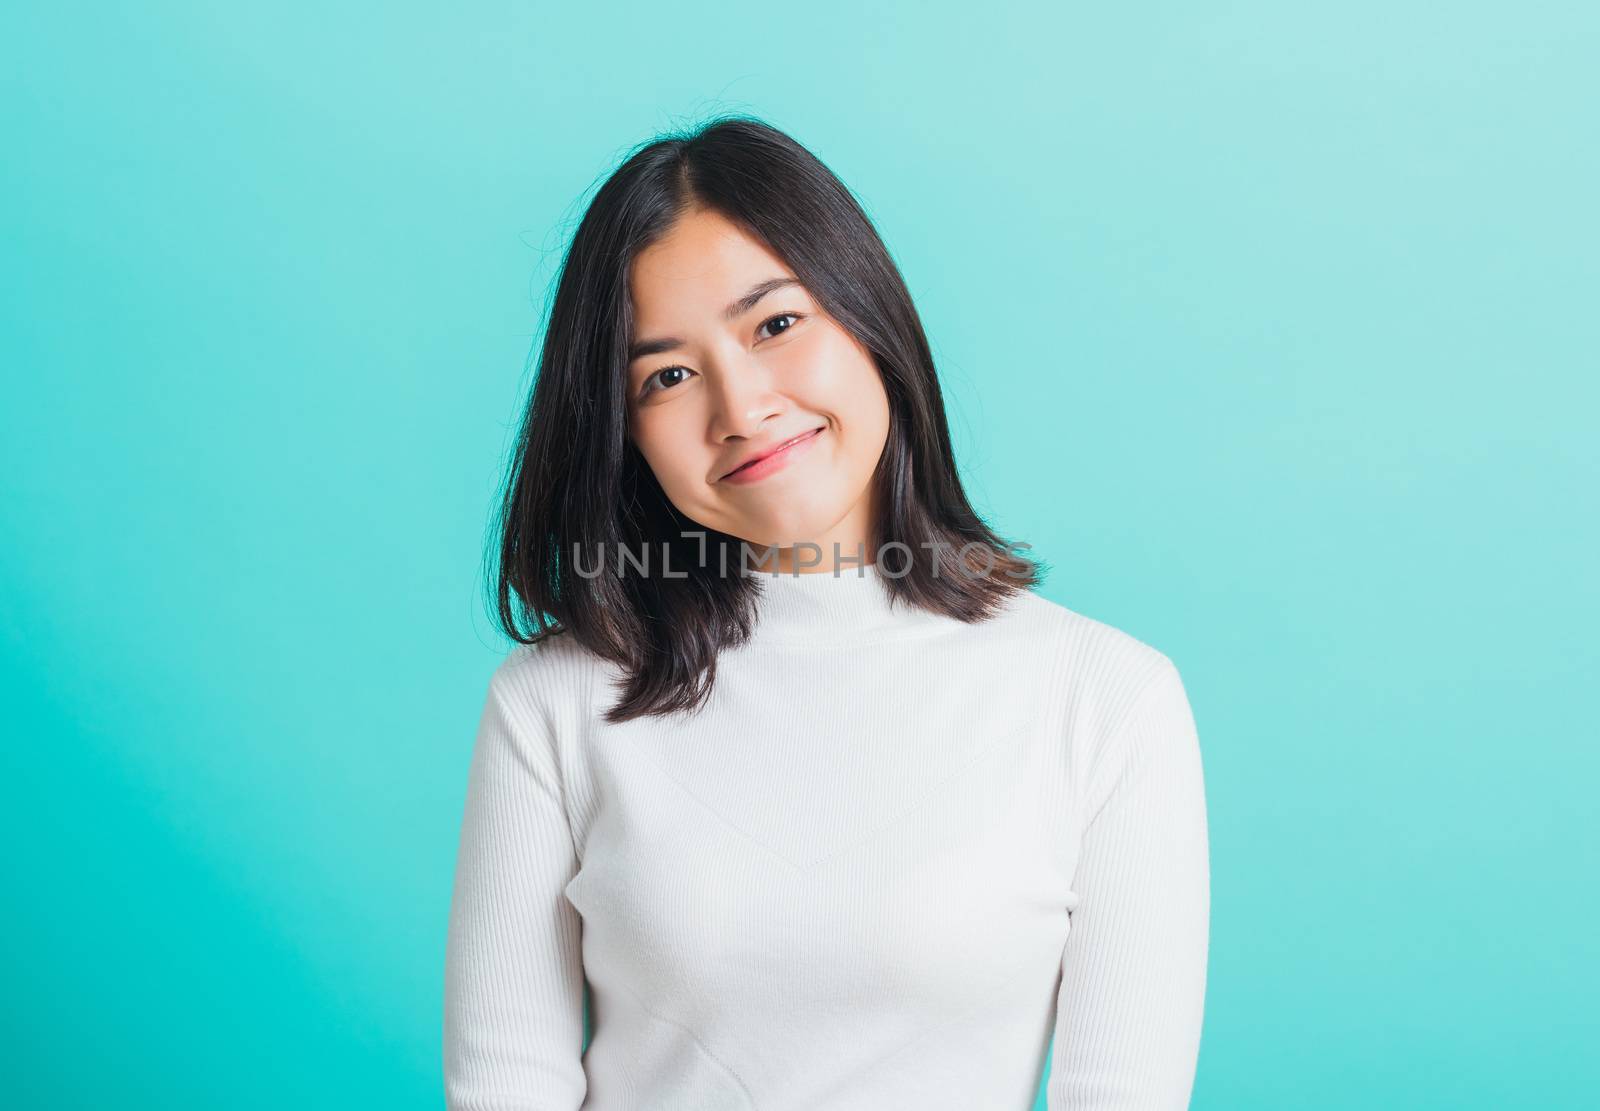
[443, 116, 1210, 1110]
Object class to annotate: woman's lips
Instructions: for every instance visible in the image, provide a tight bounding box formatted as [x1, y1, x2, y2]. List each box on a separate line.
[720, 426, 825, 484]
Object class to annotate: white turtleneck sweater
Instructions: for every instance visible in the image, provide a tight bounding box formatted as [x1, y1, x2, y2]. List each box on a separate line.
[443, 564, 1210, 1110]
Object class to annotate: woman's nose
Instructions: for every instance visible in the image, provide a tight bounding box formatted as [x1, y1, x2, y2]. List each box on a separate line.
[705, 351, 785, 441]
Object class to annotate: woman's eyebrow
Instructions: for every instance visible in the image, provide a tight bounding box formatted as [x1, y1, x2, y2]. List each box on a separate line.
[722, 276, 801, 322]
[628, 277, 801, 362]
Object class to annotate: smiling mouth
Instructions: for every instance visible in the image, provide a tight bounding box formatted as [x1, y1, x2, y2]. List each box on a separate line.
[721, 426, 826, 481]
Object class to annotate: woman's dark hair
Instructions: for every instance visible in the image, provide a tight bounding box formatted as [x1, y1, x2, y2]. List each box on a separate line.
[488, 113, 1043, 723]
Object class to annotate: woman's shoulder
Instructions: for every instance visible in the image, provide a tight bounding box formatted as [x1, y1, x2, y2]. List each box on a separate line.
[1004, 586, 1182, 700]
[486, 631, 617, 715]
[994, 590, 1195, 776]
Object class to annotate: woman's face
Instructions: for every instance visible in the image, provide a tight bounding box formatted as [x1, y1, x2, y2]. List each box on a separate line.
[624, 206, 890, 570]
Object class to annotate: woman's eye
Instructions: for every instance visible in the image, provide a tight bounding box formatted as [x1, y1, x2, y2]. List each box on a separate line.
[641, 365, 694, 398]
[637, 314, 801, 400]
[758, 312, 802, 340]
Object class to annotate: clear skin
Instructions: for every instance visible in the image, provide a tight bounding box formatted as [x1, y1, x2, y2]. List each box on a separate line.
[624, 206, 891, 575]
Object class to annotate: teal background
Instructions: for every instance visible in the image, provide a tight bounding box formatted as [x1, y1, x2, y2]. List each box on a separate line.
[3, 2, 1595, 1108]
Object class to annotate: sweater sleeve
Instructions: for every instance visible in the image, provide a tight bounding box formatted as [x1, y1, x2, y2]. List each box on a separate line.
[443, 662, 588, 1110]
[1046, 656, 1211, 1110]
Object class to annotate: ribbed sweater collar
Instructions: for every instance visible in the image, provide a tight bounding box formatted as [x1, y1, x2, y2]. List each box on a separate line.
[748, 561, 951, 645]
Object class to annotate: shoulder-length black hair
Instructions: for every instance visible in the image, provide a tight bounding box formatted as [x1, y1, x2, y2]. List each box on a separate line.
[489, 114, 1043, 723]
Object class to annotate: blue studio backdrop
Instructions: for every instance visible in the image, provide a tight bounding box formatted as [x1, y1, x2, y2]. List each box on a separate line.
[2, 3, 1595, 1108]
